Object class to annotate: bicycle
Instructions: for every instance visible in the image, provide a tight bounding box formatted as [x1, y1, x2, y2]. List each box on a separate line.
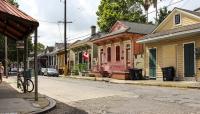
[17, 72, 34, 93]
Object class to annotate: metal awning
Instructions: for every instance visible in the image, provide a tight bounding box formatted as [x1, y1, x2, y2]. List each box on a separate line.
[0, 0, 39, 40]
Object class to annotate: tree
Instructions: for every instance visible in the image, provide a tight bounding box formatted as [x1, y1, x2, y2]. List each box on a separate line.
[37, 43, 45, 52]
[7, 0, 19, 7]
[96, 0, 146, 32]
[156, 7, 171, 24]
[140, 0, 153, 23]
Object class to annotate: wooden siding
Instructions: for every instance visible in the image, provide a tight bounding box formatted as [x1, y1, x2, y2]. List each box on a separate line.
[144, 36, 200, 80]
[156, 11, 200, 33]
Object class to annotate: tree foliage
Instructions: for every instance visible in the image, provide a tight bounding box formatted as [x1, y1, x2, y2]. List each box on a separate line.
[96, 0, 147, 32]
[36, 42, 45, 52]
[7, 0, 19, 7]
[156, 7, 171, 24]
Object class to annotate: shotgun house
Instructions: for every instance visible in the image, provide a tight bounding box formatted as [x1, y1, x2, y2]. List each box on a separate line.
[137, 7, 200, 81]
[56, 43, 72, 75]
[93, 21, 155, 80]
[70, 26, 103, 75]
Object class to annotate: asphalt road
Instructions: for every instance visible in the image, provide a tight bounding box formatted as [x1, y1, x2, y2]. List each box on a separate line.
[34, 76, 200, 114]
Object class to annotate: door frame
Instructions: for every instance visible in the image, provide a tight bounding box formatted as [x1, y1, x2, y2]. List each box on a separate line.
[148, 47, 157, 79]
[183, 41, 196, 77]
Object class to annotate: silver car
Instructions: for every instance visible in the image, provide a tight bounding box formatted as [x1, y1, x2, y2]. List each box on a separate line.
[44, 68, 59, 77]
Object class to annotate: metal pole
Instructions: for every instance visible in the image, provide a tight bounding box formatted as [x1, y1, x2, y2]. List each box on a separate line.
[64, 0, 68, 76]
[34, 28, 38, 101]
[17, 48, 19, 88]
[5, 36, 8, 77]
[23, 38, 28, 93]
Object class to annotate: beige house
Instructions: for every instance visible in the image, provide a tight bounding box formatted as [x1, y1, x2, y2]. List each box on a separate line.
[137, 7, 200, 81]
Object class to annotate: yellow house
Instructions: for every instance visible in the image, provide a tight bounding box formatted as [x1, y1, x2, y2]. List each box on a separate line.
[57, 48, 74, 75]
[137, 7, 200, 81]
[57, 49, 65, 74]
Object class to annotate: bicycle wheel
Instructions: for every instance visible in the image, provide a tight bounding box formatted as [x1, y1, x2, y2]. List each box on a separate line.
[26, 79, 34, 93]
[18, 79, 24, 92]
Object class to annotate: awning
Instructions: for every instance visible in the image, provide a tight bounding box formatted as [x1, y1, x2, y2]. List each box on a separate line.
[0, 0, 39, 40]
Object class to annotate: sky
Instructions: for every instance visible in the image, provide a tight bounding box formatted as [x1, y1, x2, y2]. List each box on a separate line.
[16, 0, 200, 47]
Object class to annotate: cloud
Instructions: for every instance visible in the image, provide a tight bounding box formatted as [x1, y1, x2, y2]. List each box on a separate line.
[17, 0, 100, 46]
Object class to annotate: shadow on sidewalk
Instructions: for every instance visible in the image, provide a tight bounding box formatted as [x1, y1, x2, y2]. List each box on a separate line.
[0, 81, 19, 98]
[44, 100, 88, 114]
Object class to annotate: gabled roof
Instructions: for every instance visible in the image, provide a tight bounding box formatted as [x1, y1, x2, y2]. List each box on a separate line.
[137, 7, 200, 43]
[153, 7, 200, 33]
[96, 21, 156, 40]
[70, 32, 104, 49]
[120, 21, 156, 34]
[137, 23, 200, 43]
[0, 0, 39, 40]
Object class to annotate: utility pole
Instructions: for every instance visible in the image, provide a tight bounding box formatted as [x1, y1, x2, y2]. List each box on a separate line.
[4, 36, 8, 77]
[59, 0, 72, 76]
[64, 0, 68, 76]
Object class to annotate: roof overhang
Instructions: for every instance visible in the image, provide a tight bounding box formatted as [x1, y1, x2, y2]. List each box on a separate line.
[92, 32, 132, 45]
[0, 0, 39, 40]
[137, 28, 200, 43]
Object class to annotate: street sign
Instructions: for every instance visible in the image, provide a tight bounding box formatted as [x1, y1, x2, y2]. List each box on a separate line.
[16, 41, 24, 49]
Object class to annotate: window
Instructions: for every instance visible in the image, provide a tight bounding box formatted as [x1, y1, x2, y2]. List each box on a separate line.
[107, 47, 111, 62]
[100, 49, 103, 64]
[116, 46, 120, 61]
[175, 14, 181, 25]
[126, 44, 131, 62]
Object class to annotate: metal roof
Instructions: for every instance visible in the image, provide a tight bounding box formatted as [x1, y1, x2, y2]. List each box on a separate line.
[0, 0, 39, 40]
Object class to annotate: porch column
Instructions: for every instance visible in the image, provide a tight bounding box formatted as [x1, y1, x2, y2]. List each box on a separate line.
[130, 38, 134, 68]
[34, 28, 38, 101]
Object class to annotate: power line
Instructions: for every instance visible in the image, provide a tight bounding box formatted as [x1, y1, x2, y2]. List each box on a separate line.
[67, 34, 90, 41]
[147, 0, 184, 15]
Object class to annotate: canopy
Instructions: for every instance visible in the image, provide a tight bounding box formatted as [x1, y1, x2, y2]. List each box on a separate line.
[0, 0, 39, 40]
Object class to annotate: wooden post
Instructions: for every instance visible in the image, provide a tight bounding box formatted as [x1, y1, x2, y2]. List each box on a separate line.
[34, 28, 38, 101]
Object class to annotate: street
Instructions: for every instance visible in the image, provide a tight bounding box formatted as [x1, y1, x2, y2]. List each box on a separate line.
[26, 76, 200, 114]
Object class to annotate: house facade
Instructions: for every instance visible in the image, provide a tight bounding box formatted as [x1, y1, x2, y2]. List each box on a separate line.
[137, 8, 200, 81]
[70, 26, 103, 75]
[56, 44, 72, 75]
[93, 21, 155, 80]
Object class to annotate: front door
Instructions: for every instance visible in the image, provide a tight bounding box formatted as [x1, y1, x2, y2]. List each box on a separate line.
[149, 48, 157, 79]
[184, 43, 195, 77]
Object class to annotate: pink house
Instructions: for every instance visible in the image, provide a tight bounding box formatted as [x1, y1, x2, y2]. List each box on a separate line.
[92, 21, 155, 80]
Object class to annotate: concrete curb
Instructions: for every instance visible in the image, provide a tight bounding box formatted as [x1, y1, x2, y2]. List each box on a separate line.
[31, 96, 56, 114]
[64, 76, 200, 89]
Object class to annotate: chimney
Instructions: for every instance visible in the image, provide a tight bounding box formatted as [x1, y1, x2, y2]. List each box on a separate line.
[91, 25, 96, 36]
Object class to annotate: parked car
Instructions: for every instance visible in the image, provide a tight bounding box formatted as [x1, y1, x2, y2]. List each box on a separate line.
[9, 68, 17, 76]
[44, 68, 59, 77]
[40, 68, 47, 75]
[9, 68, 23, 76]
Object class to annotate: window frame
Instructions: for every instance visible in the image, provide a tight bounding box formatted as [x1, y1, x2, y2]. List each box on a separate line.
[174, 13, 181, 26]
[107, 47, 111, 62]
[116, 45, 120, 61]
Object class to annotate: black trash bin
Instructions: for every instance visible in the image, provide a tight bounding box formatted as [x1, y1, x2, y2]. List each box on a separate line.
[162, 67, 175, 81]
[129, 68, 143, 80]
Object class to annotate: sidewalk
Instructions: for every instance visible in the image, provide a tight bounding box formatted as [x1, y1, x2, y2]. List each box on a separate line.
[65, 75, 200, 89]
[0, 77, 56, 114]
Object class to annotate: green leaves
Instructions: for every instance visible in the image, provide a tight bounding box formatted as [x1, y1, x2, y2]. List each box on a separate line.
[156, 7, 171, 24]
[97, 0, 147, 32]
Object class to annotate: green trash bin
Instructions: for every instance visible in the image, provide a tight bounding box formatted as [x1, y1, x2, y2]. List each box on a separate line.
[25, 69, 32, 79]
